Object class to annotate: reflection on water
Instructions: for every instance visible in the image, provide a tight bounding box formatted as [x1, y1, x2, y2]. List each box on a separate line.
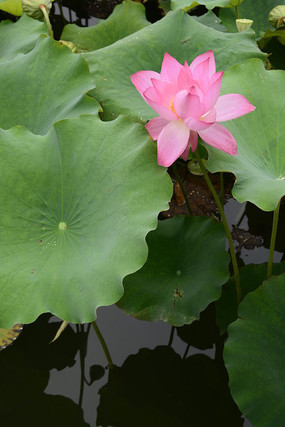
[0, 197, 281, 426]
[0, 304, 246, 427]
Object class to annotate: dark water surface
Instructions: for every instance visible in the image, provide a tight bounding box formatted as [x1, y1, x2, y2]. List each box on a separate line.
[1, 197, 281, 426]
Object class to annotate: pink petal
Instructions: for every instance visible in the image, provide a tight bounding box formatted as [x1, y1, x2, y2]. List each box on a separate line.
[189, 50, 216, 79]
[198, 123, 237, 155]
[157, 120, 190, 167]
[160, 52, 183, 82]
[184, 117, 212, 131]
[177, 66, 195, 91]
[215, 94, 256, 122]
[131, 70, 160, 101]
[203, 71, 223, 112]
[174, 90, 203, 120]
[200, 108, 216, 123]
[145, 117, 169, 140]
[181, 131, 198, 160]
[144, 89, 177, 120]
[151, 78, 177, 108]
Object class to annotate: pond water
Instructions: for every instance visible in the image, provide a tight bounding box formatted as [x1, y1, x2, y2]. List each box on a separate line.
[1, 193, 281, 426]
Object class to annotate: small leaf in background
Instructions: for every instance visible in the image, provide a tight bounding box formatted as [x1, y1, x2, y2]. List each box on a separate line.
[170, 0, 231, 12]
[0, 114, 172, 327]
[61, 1, 150, 52]
[118, 216, 230, 326]
[224, 272, 285, 426]
[0, 324, 23, 351]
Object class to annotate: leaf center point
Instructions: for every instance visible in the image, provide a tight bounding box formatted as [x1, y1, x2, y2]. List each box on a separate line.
[58, 222, 67, 231]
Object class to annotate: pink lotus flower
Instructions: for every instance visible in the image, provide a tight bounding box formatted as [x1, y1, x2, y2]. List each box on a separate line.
[131, 51, 255, 167]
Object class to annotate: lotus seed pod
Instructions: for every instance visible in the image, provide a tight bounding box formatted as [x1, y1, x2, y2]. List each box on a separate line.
[59, 40, 78, 53]
[269, 5, 285, 28]
[21, 0, 52, 20]
[236, 19, 253, 32]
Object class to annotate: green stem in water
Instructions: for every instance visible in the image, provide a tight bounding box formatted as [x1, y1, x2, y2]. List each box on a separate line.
[92, 321, 114, 368]
[267, 199, 281, 278]
[172, 163, 193, 215]
[39, 4, 54, 39]
[219, 172, 224, 206]
[194, 151, 241, 304]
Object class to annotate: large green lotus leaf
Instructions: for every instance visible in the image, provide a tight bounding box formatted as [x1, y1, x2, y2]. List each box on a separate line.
[118, 216, 230, 326]
[61, 0, 150, 52]
[0, 114, 172, 328]
[205, 59, 285, 212]
[224, 273, 285, 426]
[0, 35, 100, 135]
[0, 0, 22, 16]
[83, 10, 265, 122]
[0, 14, 47, 60]
[216, 262, 285, 333]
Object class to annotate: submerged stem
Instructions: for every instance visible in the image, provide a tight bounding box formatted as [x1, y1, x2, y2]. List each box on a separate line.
[172, 163, 193, 215]
[40, 4, 54, 38]
[267, 199, 281, 278]
[194, 151, 241, 304]
[92, 321, 114, 368]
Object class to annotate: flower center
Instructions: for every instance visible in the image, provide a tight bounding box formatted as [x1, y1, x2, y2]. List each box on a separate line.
[170, 101, 180, 118]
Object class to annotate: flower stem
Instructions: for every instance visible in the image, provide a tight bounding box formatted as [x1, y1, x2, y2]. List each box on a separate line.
[235, 5, 239, 19]
[267, 199, 281, 278]
[92, 321, 114, 368]
[194, 151, 241, 304]
[172, 163, 193, 215]
[39, 4, 54, 39]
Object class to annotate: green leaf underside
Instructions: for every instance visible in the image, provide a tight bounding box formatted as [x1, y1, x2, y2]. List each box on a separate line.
[206, 59, 285, 212]
[0, 14, 47, 60]
[118, 216, 230, 326]
[170, 0, 231, 12]
[216, 261, 285, 333]
[61, 0, 150, 52]
[0, 115, 172, 328]
[83, 9, 265, 122]
[0, 36, 100, 135]
[224, 273, 285, 427]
